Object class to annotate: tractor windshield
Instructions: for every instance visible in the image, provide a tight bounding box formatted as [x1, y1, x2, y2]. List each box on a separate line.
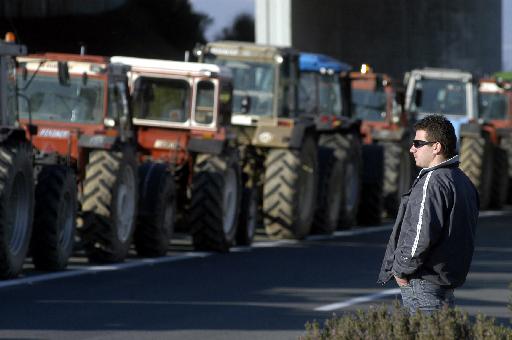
[5, 57, 18, 126]
[132, 77, 190, 123]
[352, 89, 387, 121]
[479, 92, 508, 120]
[18, 73, 104, 124]
[411, 78, 467, 115]
[319, 74, 342, 116]
[194, 80, 215, 125]
[205, 57, 274, 116]
[299, 73, 342, 116]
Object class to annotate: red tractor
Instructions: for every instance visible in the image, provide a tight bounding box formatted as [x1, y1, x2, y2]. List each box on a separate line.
[17, 53, 138, 264]
[111, 56, 245, 252]
[459, 77, 512, 209]
[348, 66, 414, 221]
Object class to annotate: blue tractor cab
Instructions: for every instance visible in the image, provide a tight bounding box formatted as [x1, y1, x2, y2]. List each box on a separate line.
[299, 52, 351, 74]
[298, 52, 355, 131]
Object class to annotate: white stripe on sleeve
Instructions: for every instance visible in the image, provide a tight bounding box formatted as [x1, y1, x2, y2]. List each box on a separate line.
[411, 171, 433, 257]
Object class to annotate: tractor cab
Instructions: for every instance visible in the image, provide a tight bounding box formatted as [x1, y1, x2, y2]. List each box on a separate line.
[110, 56, 234, 164]
[195, 41, 309, 149]
[478, 78, 512, 125]
[297, 52, 355, 132]
[404, 68, 476, 141]
[349, 64, 406, 144]
[17, 53, 134, 167]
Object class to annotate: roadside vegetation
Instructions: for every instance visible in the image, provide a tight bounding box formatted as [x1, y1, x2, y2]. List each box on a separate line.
[302, 290, 512, 340]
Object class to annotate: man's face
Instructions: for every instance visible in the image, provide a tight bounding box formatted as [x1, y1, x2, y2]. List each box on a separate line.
[410, 129, 437, 168]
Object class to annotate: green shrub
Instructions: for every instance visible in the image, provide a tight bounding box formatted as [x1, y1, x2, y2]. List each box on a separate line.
[302, 302, 512, 340]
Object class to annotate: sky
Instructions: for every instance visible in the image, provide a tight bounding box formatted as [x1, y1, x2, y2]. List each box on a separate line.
[503, 0, 511, 70]
[189, 0, 255, 41]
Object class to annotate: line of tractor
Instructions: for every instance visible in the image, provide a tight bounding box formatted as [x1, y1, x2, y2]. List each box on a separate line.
[0, 34, 510, 279]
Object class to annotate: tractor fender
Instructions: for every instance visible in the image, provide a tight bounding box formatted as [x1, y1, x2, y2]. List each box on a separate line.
[187, 138, 226, 155]
[460, 122, 484, 138]
[0, 128, 28, 144]
[78, 134, 118, 150]
[496, 127, 512, 139]
[289, 121, 316, 149]
[371, 127, 407, 143]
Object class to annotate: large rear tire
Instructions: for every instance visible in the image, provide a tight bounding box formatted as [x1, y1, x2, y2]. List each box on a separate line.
[236, 147, 263, 246]
[489, 145, 509, 209]
[318, 134, 362, 229]
[0, 143, 34, 278]
[263, 137, 317, 239]
[460, 136, 493, 209]
[382, 142, 413, 218]
[500, 137, 512, 204]
[31, 165, 77, 270]
[190, 150, 241, 252]
[236, 185, 259, 246]
[312, 146, 345, 234]
[357, 144, 384, 225]
[135, 162, 176, 257]
[81, 147, 138, 263]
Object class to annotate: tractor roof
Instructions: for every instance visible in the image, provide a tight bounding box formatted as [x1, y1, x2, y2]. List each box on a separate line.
[299, 52, 351, 73]
[111, 56, 230, 79]
[203, 41, 298, 61]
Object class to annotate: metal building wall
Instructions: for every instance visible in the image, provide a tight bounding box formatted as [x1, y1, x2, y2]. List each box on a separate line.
[256, 0, 291, 46]
[291, 0, 501, 79]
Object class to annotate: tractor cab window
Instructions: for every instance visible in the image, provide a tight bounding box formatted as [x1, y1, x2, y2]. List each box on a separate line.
[18, 71, 104, 124]
[132, 77, 190, 123]
[319, 74, 342, 115]
[352, 88, 387, 121]
[479, 92, 508, 120]
[411, 79, 467, 115]
[205, 56, 275, 116]
[298, 72, 317, 114]
[194, 80, 215, 125]
[5, 57, 17, 125]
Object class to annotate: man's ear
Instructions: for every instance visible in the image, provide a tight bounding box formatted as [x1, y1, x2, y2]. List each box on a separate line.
[433, 142, 443, 156]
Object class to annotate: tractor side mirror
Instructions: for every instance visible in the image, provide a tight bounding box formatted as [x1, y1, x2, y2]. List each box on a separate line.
[27, 124, 38, 135]
[395, 89, 405, 106]
[58, 62, 70, 86]
[240, 95, 251, 114]
[414, 88, 423, 108]
[19, 63, 28, 81]
[375, 75, 384, 91]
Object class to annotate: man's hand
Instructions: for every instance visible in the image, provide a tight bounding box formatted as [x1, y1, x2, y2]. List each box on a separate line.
[394, 276, 409, 287]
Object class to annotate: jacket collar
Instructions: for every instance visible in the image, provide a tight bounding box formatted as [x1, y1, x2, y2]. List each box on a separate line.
[418, 155, 459, 177]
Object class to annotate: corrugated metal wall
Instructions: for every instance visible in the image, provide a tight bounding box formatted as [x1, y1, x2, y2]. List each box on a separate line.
[291, 0, 501, 79]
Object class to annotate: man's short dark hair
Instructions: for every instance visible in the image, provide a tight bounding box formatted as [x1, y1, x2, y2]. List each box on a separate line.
[414, 114, 457, 158]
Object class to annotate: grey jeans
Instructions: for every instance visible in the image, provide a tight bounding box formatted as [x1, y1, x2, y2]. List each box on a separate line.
[399, 278, 455, 314]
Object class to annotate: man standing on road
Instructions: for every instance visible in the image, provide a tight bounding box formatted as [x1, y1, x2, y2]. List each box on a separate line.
[378, 114, 479, 314]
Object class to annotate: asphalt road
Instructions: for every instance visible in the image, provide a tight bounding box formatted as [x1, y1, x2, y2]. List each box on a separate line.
[0, 210, 510, 340]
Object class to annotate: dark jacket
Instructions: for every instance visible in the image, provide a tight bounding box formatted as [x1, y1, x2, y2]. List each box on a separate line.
[378, 155, 479, 288]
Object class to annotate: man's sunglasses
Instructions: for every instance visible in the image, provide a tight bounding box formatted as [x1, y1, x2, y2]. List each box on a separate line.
[412, 140, 436, 148]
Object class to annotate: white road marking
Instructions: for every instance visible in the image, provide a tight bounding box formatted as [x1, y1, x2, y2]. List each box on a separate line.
[0, 252, 211, 289]
[311, 208, 511, 312]
[251, 239, 298, 248]
[314, 288, 401, 311]
[478, 210, 511, 217]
